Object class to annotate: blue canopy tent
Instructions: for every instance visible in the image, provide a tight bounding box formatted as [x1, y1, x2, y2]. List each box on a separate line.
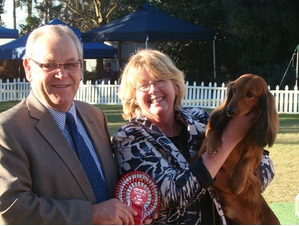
[0, 18, 117, 60]
[83, 42, 117, 59]
[49, 18, 82, 39]
[0, 26, 18, 38]
[83, 3, 215, 42]
[82, 3, 216, 78]
[0, 33, 28, 59]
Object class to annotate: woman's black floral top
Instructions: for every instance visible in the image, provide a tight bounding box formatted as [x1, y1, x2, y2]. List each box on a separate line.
[112, 107, 275, 224]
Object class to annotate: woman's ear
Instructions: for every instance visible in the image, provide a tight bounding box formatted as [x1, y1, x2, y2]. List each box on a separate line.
[23, 58, 32, 82]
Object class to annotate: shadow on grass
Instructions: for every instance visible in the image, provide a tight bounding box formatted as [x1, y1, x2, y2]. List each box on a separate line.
[278, 114, 299, 133]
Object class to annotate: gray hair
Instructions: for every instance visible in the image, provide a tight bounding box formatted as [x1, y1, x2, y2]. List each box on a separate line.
[25, 24, 83, 59]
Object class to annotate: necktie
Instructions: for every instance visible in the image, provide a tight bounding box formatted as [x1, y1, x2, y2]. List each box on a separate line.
[65, 112, 109, 203]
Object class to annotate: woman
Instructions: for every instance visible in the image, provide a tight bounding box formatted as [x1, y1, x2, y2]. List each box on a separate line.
[112, 49, 274, 224]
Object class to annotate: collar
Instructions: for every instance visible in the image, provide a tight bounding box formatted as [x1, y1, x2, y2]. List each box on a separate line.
[32, 91, 77, 131]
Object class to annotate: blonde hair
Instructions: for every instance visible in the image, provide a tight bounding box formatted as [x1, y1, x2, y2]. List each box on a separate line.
[25, 24, 83, 59]
[119, 49, 186, 120]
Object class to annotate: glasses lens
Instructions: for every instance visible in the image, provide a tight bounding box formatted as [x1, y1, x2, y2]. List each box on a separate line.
[137, 84, 148, 91]
[64, 62, 81, 71]
[137, 79, 167, 91]
[155, 79, 167, 87]
[41, 63, 57, 71]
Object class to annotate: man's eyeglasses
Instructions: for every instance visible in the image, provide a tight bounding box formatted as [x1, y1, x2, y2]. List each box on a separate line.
[136, 79, 168, 91]
[30, 59, 82, 72]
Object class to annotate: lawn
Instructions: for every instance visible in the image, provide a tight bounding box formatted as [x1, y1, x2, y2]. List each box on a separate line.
[1, 101, 298, 224]
[263, 114, 299, 224]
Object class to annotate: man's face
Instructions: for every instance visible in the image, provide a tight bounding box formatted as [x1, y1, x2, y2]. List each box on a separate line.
[24, 34, 82, 112]
[106, 64, 111, 71]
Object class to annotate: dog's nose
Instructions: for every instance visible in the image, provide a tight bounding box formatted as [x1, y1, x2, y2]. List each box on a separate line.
[226, 106, 235, 117]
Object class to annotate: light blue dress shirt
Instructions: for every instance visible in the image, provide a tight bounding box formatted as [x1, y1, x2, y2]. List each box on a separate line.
[47, 103, 106, 180]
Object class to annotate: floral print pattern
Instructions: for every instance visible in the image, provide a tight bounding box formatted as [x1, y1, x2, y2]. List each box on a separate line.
[112, 107, 274, 224]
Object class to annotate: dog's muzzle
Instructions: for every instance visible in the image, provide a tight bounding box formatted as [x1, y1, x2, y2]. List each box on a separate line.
[226, 106, 235, 117]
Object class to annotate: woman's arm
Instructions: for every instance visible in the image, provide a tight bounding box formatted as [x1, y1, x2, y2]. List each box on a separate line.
[112, 125, 206, 209]
[202, 112, 255, 178]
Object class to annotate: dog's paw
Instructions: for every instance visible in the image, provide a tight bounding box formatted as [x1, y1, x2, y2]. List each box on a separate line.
[207, 148, 219, 156]
[206, 135, 221, 156]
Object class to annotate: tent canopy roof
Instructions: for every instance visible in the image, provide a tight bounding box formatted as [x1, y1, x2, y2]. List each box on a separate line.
[0, 18, 117, 60]
[0, 26, 18, 38]
[83, 3, 215, 42]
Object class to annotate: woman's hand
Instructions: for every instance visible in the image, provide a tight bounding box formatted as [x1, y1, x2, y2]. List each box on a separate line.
[222, 111, 256, 150]
[202, 112, 256, 178]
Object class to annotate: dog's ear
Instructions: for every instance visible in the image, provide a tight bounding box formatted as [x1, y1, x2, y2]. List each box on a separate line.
[209, 81, 233, 133]
[250, 90, 279, 147]
[218, 81, 234, 112]
[264, 90, 279, 146]
[226, 82, 234, 105]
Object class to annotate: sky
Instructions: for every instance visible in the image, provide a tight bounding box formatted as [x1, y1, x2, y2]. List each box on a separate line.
[1, 1, 28, 30]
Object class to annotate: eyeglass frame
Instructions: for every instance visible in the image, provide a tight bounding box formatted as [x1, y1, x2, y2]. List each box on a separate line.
[29, 58, 82, 72]
[136, 79, 169, 91]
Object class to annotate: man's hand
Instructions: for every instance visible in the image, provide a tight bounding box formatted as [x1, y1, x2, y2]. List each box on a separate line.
[143, 212, 158, 224]
[92, 198, 137, 224]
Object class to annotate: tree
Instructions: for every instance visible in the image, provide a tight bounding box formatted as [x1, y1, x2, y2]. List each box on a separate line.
[53, 0, 121, 76]
[35, 0, 63, 24]
[55, 0, 118, 32]
[217, 0, 299, 87]
[0, 0, 4, 26]
[0, 0, 4, 14]
[150, 0, 299, 86]
[2, 0, 299, 87]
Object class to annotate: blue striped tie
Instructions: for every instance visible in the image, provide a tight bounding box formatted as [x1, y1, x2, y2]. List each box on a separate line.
[65, 112, 109, 203]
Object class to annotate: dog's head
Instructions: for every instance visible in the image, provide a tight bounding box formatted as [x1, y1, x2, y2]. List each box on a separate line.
[225, 74, 269, 117]
[225, 74, 279, 147]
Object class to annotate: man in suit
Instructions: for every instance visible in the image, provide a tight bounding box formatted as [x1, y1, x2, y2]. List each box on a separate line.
[0, 24, 137, 224]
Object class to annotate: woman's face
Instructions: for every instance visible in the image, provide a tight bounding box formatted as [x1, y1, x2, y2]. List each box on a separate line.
[135, 69, 177, 123]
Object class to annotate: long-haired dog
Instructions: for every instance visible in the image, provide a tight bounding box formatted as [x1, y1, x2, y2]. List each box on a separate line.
[198, 74, 280, 224]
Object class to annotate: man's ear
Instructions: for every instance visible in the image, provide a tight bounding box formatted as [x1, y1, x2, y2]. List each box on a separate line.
[23, 58, 32, 82]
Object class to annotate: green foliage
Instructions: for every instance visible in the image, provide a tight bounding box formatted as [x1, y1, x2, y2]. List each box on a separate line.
[0, 0, 4, 14]
[5, 0, 299, 87]
[217, 0, 299, 86]
[19, 16, 41, 35]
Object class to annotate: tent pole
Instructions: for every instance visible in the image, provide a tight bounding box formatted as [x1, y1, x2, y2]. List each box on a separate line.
[80, 42, 85, 82]
[213, 36, 216, 80]
[296, 45, 299, 88]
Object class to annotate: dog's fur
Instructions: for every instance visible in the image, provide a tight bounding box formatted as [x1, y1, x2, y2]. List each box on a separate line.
[198, 74, 280, 224]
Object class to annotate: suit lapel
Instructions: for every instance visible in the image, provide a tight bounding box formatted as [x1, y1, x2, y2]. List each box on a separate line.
[26, 93, 96, 202]
[75, 103, 117, 196]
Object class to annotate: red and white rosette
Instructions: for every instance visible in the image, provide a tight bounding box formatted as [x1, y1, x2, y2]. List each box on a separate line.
[115, 171, 160, 224]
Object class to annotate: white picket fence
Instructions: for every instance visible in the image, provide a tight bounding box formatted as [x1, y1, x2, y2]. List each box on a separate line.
[0, 78, 298, 114]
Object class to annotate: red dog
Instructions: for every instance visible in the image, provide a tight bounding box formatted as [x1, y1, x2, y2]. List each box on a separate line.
[199, 74, 280, 224]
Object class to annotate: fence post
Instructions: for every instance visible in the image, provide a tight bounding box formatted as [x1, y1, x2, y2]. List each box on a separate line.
[0, 79, 298, 113]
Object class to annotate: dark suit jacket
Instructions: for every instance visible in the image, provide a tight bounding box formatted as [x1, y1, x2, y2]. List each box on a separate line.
[0, 92, 118, 224]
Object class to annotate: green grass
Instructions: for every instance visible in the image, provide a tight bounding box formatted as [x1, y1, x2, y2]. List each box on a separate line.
[264, 114, 299, 202]
[262, 114, 299, 224]
[94, 104, 125, 135]
[0, 101, 20, 112]
[1, 101, 298, 224]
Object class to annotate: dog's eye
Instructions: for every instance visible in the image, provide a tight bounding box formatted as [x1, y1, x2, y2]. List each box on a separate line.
[246, 92, 254, 98]
[231, 87, 236, 93]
